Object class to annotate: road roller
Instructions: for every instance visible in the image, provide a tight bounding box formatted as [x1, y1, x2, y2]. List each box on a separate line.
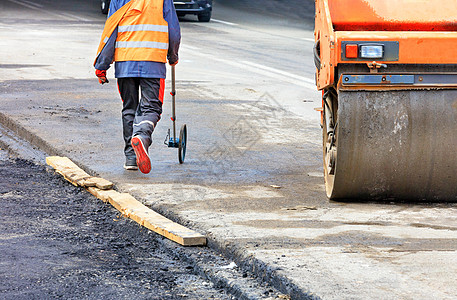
[314, 0, 457, 201]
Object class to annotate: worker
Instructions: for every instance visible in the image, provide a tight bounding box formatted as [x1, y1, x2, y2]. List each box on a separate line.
[94, 0, 181, 174]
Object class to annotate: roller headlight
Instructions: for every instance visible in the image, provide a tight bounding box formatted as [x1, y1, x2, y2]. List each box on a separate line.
[360, 44, 384, 59]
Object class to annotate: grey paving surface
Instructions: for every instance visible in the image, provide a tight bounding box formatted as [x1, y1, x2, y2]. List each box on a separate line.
[1, 0, 457, 299]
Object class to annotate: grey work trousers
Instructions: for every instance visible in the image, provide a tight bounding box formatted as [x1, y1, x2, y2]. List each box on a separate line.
[117, 77, 164, 159]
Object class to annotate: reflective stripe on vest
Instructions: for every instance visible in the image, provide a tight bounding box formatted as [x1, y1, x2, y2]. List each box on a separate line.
[114, 0, 169, 63]
[118, 24, 168, 33]
[115, 41, 169, 50]
[95, 0, 136, 65]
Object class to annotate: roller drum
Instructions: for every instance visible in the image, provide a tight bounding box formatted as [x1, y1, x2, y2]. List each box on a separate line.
[328, 90, 457, 201]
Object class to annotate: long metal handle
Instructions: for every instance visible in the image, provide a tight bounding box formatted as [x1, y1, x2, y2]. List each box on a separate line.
[171, 65, 176, 142]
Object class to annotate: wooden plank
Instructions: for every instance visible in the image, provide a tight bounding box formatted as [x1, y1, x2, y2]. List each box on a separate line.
[79, 177, 113, 189]
[47, 156, 206, 246]
[143, 217, 207, 246]
[78, 177, 97, 187]
[106, 192, 206, 246]
[46, 156, 113, 190]
[86, 187, 118, 203]
[91, 177, 114, 190]
[47, 156, 91, 186]
[46, 156, 80, 171]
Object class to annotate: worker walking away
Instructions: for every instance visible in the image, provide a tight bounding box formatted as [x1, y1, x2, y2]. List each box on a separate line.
[94, 0, 181, 174]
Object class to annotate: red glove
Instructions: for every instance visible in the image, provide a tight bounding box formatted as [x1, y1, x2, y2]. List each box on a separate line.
[95, 69, 109, 84]
[169, 60, 178, 67]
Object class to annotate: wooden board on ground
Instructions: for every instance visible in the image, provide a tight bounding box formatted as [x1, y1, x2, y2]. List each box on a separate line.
[47, 156, 206, 246]
[106, 191, 206, 246]
[46, 156, 113, 189]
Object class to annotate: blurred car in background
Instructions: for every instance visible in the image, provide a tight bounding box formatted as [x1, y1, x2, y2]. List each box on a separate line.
[100, 0, 212, 22]
[100, 0, 109, 14]
[174, 0, 212, 22]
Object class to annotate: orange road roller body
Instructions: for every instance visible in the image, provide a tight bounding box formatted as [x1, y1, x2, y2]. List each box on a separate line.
[314, 0, 457, 200]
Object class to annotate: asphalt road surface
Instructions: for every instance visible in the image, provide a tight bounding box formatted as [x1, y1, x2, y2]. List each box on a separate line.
[1, 0, 456, 299]
[0, 149, 287, 299]
[0, 150, 228, 299]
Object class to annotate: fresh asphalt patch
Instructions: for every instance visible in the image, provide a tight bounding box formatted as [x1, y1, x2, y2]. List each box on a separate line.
[0, 154, 226, 299]
[0, 149, 287, 299]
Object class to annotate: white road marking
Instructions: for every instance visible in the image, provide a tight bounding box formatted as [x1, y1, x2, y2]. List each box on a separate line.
[181, 45, 316, 90]
[19, 0, 43, 8]
[60, 12, 91, 22]
[242, 61, 315, 85]
[211, 19, 238, 26]
[7, 0, 43, 10]
[182, 44, 199, 50]
[302, 38, 315, 43]
[5, 0, 91, 22]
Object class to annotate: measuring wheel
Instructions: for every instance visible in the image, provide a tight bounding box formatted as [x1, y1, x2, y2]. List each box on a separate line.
[164, 65, 188, 164]
[178, 124, 187, 164]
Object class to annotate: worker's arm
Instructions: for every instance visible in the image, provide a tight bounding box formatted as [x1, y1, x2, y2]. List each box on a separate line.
[94, 0, 122, 71]
[164, 0, 181, 65]
[94, 28, 117, 71]
[94, 32, 113, 84]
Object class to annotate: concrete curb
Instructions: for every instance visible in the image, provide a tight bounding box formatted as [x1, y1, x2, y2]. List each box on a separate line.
[0, 111, 100, 176]
[0, 111, 318, 299]
[0, 111, 62, 157]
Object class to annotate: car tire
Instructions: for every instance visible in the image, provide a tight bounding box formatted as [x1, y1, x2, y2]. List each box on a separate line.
[198, 11, 211, 22]
[101, 0, 109, 14]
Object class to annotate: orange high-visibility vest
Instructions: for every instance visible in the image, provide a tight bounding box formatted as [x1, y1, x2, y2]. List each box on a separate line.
[95, 0, 169, 64]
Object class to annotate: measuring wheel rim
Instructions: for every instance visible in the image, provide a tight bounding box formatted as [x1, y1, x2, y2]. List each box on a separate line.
[178, 124, 187, 164]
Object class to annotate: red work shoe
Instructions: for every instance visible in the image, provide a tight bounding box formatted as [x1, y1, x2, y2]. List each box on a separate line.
[131, 136, 151, 174]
